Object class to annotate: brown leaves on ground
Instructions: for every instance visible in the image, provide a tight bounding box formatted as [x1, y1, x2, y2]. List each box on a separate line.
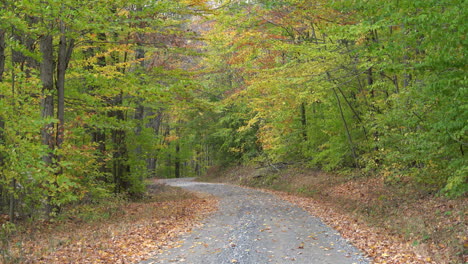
[273, 190, 434, 264]
[267, 182, 466, 264]
[203, 166, 467, 264]
[5, 183, 218, 264]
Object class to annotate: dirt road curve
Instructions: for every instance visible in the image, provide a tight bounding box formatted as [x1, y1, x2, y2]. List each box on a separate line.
[140, 178, 370, 264]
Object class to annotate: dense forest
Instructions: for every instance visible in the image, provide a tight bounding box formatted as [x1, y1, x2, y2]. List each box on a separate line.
[0, 0, 466, 222]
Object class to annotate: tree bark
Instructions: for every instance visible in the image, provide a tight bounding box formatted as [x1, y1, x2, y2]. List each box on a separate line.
[146, 111, 163, 177]
[0, 29, 5, 163]
[195, 150, 201, 176]
[56, 23, 75, 149]
[300, 102, 308, 142]
[0, 29, 5, 217]
[0, 29, 5, 82]
[40, 34, 56, 217]
[133, 30, 146, 181]
[40, 35, 55, 164]
[109, 92, 130, 193]
[175, 140, 180, 178]
[91, 129, 107, 173]
[107, 29, 131, 193]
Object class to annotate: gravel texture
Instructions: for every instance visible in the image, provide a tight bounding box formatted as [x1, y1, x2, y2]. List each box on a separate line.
[140, 178, 370, 264]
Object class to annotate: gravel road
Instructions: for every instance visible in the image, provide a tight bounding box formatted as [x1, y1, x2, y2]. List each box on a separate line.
[140, 178, 370, 264]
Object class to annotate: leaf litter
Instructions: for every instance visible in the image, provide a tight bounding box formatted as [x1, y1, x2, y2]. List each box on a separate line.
[5, 183, 218, 264]
[269, 189, 460, 264]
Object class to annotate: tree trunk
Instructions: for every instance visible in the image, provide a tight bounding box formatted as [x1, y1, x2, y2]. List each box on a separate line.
[300, 102, 308, 142]
[133, 29, 146, 180]
[107, 30, 131, 193]
[0, 29, 5, 82]
[134, 106, 144, 148]
[163, 124, 171, 177]
[195, 150, 201, 176]
[327, 70, 358, 167]
[86, 32, 107, 174]
[367, 66, 374, 97]
[109, 92, 130, 193]
[0, 29, 5, 163]
[40, 35, 56, 216]
[134, 105, 144, 180]
[56, 23, 74, 149]
[335, 86, 368, 139]
[0, 29, 5, 216]
[175, 142, 180, 178]
[40, 35, 55, 164]
[146, 111, 163, 177]
[332, 88, 358, 168]
[91, 129, 107, 174]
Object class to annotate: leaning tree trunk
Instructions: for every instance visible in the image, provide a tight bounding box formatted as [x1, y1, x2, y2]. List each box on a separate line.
[327, 72, 358, 168]
[332, 88, 358, 168]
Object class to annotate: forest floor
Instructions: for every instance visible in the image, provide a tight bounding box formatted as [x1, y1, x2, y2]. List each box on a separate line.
[199, 166, 467, 264]
[0, 181, 218, 264]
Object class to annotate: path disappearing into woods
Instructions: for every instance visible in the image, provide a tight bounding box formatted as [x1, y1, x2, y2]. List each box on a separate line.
[140, 178, 370, 264]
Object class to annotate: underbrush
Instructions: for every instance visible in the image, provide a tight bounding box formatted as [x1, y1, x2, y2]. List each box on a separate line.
[0, 180, 217, 264]
[200, 166, 467, 264]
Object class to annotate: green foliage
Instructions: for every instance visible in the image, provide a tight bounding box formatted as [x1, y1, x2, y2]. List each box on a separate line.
[210, 103, 261, 165]
[0, 0, 210, 221]
[191, 0, 467, 197]
[0, 0, 465, 225]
